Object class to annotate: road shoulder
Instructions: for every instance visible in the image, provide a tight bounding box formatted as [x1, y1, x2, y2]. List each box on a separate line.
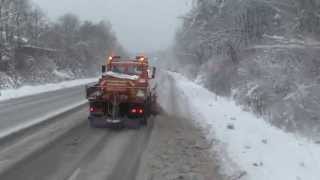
[137, 114, 223, 180]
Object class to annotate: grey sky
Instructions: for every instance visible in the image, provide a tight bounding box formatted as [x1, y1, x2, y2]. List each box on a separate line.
[32, 0, 192, 53]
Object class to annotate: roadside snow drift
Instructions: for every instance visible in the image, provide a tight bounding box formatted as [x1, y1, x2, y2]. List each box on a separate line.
[0, 78, 97, 102]
[159, 71, 320, 180]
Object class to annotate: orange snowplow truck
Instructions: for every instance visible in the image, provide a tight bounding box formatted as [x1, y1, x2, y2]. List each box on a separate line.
[86, 55, 158, 128]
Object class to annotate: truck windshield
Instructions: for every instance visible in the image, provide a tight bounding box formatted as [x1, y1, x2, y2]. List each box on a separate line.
[111, 66, 126, 74]
[111, 65, 142, 75]
[128, 66, 142, 75]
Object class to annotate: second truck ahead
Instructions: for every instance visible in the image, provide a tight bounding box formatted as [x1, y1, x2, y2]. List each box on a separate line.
[86, 55, 158, 128]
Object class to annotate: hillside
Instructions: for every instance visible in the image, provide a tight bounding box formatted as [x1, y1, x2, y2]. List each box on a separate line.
[174, 0, 320, 139]
[0, 0, 124, 89]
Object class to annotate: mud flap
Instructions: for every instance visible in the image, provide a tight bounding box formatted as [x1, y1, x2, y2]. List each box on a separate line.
[89, 115, 146, 129]
[89, 116, 124, 129]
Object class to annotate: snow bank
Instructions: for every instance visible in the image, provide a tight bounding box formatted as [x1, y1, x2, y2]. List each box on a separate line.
[166, 72, 320, 180]
[52, 69, 73, 79]
[0, 78, 97, 102]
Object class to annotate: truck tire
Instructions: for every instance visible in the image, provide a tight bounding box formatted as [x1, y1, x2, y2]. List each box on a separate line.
[141, 117, 148, 126]
[89, 120, 99, 128]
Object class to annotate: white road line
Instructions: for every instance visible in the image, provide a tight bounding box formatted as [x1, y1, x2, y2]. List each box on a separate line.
[0, 78, 97, 102]
[68, 168, 81, 180]
[0, 100, 87, 140]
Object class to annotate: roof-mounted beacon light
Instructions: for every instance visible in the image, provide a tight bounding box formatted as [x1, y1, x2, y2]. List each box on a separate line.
[107, 55, 121, 64]
[136, 56, 147, 63]
[107, 56, 113, 64]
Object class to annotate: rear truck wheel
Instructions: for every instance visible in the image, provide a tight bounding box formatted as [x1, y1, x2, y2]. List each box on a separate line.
[149, 98, 159, 116]
[89, 116, 108, 128]
[141, 117, 148, 126]
[141, 103, 150, 126]
[89, 118, 101, 128]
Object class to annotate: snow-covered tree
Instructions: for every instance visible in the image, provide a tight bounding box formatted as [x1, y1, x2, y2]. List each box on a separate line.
[174, 0, 320, 138]
[0, 0, 124, 88]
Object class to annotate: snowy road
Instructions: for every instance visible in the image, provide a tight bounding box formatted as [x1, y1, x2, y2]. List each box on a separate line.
[0, 75, 219, 180]
[0, 85, 86, 134]
[1, 71, 318, 180]
[0, 84, 155, 180]
[0, 111, 154, 180]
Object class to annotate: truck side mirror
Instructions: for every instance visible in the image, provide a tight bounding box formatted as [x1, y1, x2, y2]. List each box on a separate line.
[152, 67, 156, 79]
[102, 65, 106, 74]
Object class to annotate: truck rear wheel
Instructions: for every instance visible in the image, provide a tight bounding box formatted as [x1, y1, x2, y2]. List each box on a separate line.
[89, 119, 100, 128]
[141, 117, 148, 126]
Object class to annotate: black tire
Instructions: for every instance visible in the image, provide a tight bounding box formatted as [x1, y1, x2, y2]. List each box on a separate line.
[141, 117, 148, 126]
[89, 119, 105, 128]
[89, 120, 98, 128]
[142, 103, 149, 126]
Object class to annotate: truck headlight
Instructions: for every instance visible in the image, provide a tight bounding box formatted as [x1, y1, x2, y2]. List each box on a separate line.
[136, 90, 145, 98]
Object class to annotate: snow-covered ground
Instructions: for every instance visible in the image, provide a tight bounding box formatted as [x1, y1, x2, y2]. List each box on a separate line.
[0, 78, 97, 102]
[165, 72, 320, 180]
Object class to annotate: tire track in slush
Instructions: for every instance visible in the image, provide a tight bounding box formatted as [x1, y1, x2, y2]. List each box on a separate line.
[107, 119, 154, 180]
[0, 119, 154, 180]
[0, 122, 111, 180]
[69, 119, 154, 180]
